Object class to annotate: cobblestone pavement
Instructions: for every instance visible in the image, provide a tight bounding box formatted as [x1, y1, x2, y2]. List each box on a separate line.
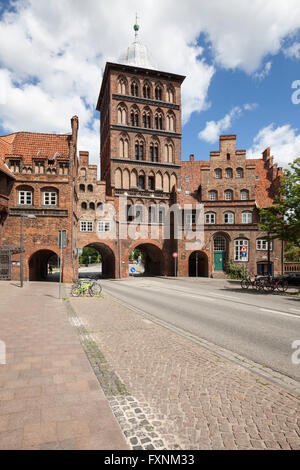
[68, 292, 300, 450]
[0, 283, 128, 450]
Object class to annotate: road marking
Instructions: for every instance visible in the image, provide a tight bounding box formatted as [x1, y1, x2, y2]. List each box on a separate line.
[179, 293, 215, 301]
[260, 308, 300, 319]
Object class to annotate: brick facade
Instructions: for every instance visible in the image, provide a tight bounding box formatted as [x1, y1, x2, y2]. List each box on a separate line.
[0, 60, 283, 282]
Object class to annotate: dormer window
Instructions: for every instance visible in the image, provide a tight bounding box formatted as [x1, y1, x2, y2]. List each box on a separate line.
[8, 159, 21, 173]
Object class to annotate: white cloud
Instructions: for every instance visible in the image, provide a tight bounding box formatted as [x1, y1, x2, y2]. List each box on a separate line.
[253, 61, 272, 81]
[284, 42, 300, 59]
[247, 123, 300, 167]
[0, 0, 300, 165]
[198, 103, 258, 143]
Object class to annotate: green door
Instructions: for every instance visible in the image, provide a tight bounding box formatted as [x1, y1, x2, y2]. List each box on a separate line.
[214, 251, 226, 271]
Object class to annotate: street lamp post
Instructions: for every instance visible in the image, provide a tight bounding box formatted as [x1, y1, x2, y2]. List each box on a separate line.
[20, 213, 36, 287]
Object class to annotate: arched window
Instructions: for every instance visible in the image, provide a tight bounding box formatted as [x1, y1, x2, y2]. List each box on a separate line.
[166, 87, 174, 103]
[130, 107, 139, 127]
[205, 212, 216, 224]
[119, 136, 129, 158]
[241, 189, 249, 200]
[155, 110, 163, 130]
[209, 190, 217, 201]
[215, 168, 222, 179]
[150, 141, 159, 162]
[225, 189, 233, 201]
[143, 82, 151, 99]
[138, 174, 145, 190]
[234, 239, 249, 261]
[236, 168, 243, 178]
[131, 80, 139, 97]
[225, 168, 233, 179]
[79, 184, 85, 192]
[135, 138, 145, 161]
[118, 76, 127, 94]
[242, 211, 252, 224]
[81, 202, 87, 210]
[214, 236, 226, 251]
[166, 112, 175, 131]
[155, 84, 162, 100]
[223, 211, 234, 224]
[87, 185, 93, 192]
[148, 174, 155, 190]
[117, 104, 127, 125]
[164, 142, 173, 163]
[89, 202, 95, 210]
[142, 108, 151, 128]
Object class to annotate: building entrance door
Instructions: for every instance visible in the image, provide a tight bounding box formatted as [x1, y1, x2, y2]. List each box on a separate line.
[214, 236, 226, 272]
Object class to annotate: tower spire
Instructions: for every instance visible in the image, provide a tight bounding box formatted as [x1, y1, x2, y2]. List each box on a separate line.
[133, 13, 139, 42]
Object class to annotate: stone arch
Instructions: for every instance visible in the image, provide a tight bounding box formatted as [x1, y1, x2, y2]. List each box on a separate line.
[28, 249, 59, 281]
[128, 242, 164, 276]
[81, 242, 116, 279]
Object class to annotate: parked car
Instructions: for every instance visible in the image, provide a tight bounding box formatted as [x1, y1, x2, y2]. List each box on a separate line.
[282, 272, 300, 286]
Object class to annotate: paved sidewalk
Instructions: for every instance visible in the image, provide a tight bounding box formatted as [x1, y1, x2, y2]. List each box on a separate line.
[69, 292, 300, 450]
[0, 282, 128, 450]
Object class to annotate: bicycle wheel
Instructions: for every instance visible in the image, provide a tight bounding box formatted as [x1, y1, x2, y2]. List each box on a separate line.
[241, 279, 250, 289]
[91, 282, 102, 296]
[71, 286, 82, 297]
[277, 280, 288, 293]
[254, 280, 264, 292]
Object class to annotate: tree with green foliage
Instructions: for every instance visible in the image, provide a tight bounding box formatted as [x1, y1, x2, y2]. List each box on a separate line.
[259, 157, 300, 247]
[79, 247, 102, 265]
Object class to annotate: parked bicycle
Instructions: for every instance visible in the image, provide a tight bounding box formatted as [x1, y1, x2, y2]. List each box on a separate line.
[71, 278, 102, 297]
[241, 275, 264, 291]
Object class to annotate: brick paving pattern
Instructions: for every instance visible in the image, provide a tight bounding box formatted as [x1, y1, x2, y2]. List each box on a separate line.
[0, 283, 128, 450]
[68, 293, 300, 450]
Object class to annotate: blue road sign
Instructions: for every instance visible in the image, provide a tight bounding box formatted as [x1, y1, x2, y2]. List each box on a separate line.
[130, 267, 136, 273]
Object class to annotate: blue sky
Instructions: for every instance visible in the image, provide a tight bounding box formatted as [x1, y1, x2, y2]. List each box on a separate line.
[0, 0, 300, 170]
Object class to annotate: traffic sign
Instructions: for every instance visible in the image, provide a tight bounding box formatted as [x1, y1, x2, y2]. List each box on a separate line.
[172, 252, 178, 258]
[240, 245, 247, 253]
[130, 267, 136, 273]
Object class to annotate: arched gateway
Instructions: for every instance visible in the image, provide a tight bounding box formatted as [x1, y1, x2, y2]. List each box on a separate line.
[129, 243, 164, 276]
[79, 243, 115, 279]
[28, 250, 59, 281]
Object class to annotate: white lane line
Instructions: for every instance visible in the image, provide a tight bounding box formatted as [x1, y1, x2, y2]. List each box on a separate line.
[260, 308, 300, 319]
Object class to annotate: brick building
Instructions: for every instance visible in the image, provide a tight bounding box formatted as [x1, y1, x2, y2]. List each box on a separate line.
[0, 22, 283, 282]
[0, 116, 79, 282]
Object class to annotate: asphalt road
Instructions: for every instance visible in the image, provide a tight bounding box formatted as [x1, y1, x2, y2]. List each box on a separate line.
[101, 277, 300, 382]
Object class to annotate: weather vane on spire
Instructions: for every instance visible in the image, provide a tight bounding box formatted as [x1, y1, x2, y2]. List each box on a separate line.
[133, 13, 139, 40]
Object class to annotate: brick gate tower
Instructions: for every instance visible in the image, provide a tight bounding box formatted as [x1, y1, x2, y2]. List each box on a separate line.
[96, 20, 186, 277]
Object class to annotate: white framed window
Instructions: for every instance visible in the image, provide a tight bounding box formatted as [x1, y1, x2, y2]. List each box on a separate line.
[43, 191, 57, 206]
[205, 212, 216, 224]
[215, 168, 222, 179]
[97, 220, 111, 232]
[80, 221, 93, 232]
[223, 212, 234, 224]
[209, 191, 217, 201]
[185, 213, 196, 226]
[18, 190, 32, 205]
[234, 239, 249, 261]
[241, 190, 249, 200]
[242, 212, 252, 224]
[256, 239, 272, 250]
[225, 190, 233, 201]
[185, 190, 190, 195]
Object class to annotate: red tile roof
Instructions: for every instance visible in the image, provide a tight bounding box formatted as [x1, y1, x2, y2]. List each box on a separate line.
[0, 132, 71, 165]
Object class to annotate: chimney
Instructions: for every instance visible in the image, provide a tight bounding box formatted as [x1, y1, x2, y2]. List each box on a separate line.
[189, 154, 194, 162]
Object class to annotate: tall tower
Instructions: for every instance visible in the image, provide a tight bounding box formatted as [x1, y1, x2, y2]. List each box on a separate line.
[96, 20, 185, 206]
